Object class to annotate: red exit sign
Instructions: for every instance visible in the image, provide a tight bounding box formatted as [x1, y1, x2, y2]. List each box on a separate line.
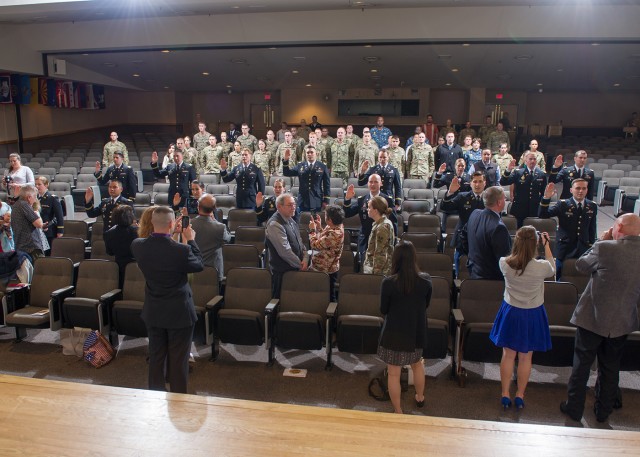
[496, 93, 503, 100]
[264, 93, 271, 100]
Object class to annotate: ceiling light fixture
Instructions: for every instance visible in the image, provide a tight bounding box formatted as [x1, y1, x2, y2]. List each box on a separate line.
[226, 85, 232, 88]
[202, 72, 210, 76]
[363, 56, 380, 63]
[613, 83, 621, 87]
[537, 83, 543, 86]
[514, 55, 532, 61]
[451, 68, 459, 72]
[132, 74, 140, 77]
[305, 84, 312, 87]
[164, 86, 169, 89]
[462, 43, 471, 47]
[557, 69, 564, 72]
[371, 69, 378, 73]
[292, 70, 299, 74]
[591, 42, 600, 46]
[161, 50, 171, 53]
[445, 83, 452, 86]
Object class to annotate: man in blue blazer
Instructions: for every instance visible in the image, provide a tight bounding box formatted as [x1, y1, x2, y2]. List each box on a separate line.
[466, 186, 512, 280]
[131, 206, 204, 394]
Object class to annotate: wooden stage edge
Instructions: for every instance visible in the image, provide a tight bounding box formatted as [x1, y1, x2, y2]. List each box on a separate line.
[1, 374, 639, 457]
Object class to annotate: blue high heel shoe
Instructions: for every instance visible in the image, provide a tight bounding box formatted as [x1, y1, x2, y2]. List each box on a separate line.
[515, 397, 525, 410]
[501, 396, 512, 410]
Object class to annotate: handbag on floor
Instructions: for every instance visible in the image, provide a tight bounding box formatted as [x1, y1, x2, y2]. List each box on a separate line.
[60, 327, 92, 357]
[83, 330, 115, 368]
[368, 367, 409, 401]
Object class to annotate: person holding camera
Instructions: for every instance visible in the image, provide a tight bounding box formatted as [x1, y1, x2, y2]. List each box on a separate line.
[3, 153, 35, 200]
[489, 226, 555, 411]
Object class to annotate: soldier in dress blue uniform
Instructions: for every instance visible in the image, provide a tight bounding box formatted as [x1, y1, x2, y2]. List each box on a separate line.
[150, 149, 197, 209]
[432, 159, 471, 191]
[94, 150, 138, 202]
[549, 150, 595, 200]
[439, 171, 486, 276]
[342, 174, 396, 263]
[283, 145, 330, 213]
[220, 148, 266, 209]
[173, 180, 205, 216]
[35, 176, 64, 252]
[500, 151, 548, 228]
[357, 149, 403, 209]
[254, 178, 300, 225]
[539, 180, 597, 278]
[85, 180, 133, 232]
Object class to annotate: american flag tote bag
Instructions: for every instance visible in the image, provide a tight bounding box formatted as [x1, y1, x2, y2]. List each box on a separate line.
[83, 330, 115, 368]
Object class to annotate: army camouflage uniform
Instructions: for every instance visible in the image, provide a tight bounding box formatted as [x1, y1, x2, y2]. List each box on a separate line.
[458, 128, 476, 142]
[237, 134, 258, 152]
[407, 143, 435, 182]
[478, 124, 496, 147]
[292, 136, 306, 160]
[354, 143, 379, 175]
[227, 151, 243, 170]
[315, 140, 331, 164]
[297, 126, 311, 142]
[183, 147, 199, 170]
[193, 131, 211, 153]
[345, 133, 361, 151]
[219, 141, 233, 160]
[265, 139, 280, 171]
[487, 130, 510, 154]
[103, 141, 129, 167]
[202, 145, 224, 175]
[329, 140, 351, 186]
[253, 150, 272, 182]
[275, 142, 298, 175]
[440, 126, 456, 139]
[387, 146, 406, 181]
[494, 153, 514, 173]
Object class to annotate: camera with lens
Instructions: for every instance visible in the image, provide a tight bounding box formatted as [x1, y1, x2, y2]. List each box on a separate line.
[4, 175, 12, 186]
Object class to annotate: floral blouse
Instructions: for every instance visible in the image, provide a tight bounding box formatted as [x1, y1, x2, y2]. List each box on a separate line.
[310, 224, 344, 274]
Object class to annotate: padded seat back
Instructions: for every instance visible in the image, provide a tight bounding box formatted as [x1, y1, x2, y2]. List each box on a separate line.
[30, 257, 75, 308]
[222, 244, 261, 275]
[425, 276, 451, 359]
[50, 237, 85, 264]
[416, 253, 453, 287]
[122, 263, 146, 302]
[75, 260, 119, 299]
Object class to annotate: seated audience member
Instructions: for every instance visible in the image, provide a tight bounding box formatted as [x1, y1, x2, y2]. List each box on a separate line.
[363, 196, 395, 275]
[190, 194, 231, 282]
[138, 205, 159, 238]
[308, 205, 345, 301]
[10, 185, 45, 261]
[490, 226, 555, 410]
[378, 241, 431, 414]
[466, 186, 512, 280]
[104, 205, 139, 287]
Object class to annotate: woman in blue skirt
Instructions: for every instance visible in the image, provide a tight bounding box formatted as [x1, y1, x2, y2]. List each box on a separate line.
[490, 226, 555, 410]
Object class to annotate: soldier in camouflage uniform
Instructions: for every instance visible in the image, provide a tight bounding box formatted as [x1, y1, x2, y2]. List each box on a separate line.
[290, 126, 306, 160]
[253, 139, 272, 182]
[353, 131, 379, 176]
[237, 123, 258, 152]
[458, 121, 476, 145]
[193, 121, 212, 154]
[264, 130, 280, 173]
[329, 127, 351, 186]
[314, 128, 330, 164]
[487, 122, 510, 154]
[321, 127, 334, 150]
[227, 141, 243, 170]
[218, 132, 233, 160]
[306, 132, 325, 167]
[386, 135, 406, 181]
[182, 136, 199, 170]
[407, 132, 435, 183]
[345, 124, 361, 169]
[478, 115, 496, 147]
[103, 131, 129, 167]
[202, 135, 224, 176]
[440, 119, 456, 139]
[275, 131, 298, 175]
[297, 119, 311, 142]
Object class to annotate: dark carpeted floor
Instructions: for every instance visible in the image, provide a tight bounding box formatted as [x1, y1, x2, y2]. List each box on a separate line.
[1, 326, 638, 431]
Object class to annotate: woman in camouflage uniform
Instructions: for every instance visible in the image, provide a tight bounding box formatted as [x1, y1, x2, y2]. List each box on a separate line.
[253, 139, 272, 183]
[363, 196, 395, 275]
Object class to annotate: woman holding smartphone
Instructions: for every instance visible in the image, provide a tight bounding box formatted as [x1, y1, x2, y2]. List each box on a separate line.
[489, 226, 555, 410]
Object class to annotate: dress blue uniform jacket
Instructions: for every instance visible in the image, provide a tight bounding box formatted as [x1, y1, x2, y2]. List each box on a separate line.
[538, 197, 597, 260]
[95, 164, 138, 201]
[358, 164, 403, 207]
[549, 165, 595, 200]
[283, 159, 330, 211]
[500, 167, 547, 221]
[440, 190, 485, 248]
[151, 161, 196, 209]
[221, 163, 265, 209]
[85, 195, 133, 231]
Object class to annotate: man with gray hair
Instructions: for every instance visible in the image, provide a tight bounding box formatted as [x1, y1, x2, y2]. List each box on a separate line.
[11, 184, 45, 260]
[265, 193, 308, 298]
[561, 213, 640, 423]
[131, 206, 203, 394]
[191, 194, 231, 281]
[465, 186, 511, 280]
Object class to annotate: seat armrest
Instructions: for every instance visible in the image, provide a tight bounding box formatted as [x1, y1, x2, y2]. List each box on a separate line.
[326, 301, 338, 317]
[51, 285, 75, 300]
[100, 289, 122, 306]
[6, 283, 29, 294]
[265, 299, 279, 314]
[205, 295, 224, 311]
[4, 283, 31, 315]
[451, 308, 464, 324]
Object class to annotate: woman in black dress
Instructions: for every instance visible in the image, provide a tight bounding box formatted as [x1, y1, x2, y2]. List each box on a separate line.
[377, 241, 432, 414]
[104, 205, 139, 287]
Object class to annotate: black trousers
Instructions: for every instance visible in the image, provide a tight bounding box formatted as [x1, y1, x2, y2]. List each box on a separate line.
[271, 267, 297, 299]
[565, 326, 627, 419]
[146, 324, 194, 394]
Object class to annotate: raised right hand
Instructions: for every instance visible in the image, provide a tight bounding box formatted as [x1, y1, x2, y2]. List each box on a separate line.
[255, 191, 264, 207]
[151, 151, 158, 163]
[284, 149, 291, 161]
[345, 184, 355, 200]
[173, 192, 181, 206]
[84, 187, 93, 203]
[360, 160, 370, 174]
[94, 161, 101, 173]
[438, 163, 447, 174]
[508, 159, 516, 171]
[220, 158, 227, 170]
[448, 175, 460, 194]
[544, 182, 556, 199]
[554, 155, 563, 168]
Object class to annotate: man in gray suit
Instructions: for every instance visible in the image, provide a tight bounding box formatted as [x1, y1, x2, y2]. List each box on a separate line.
[191, 194, 231, 282]
[265, 193, 308, 298]
[560, 213, 640, 423]
[131, 206, 204, 394]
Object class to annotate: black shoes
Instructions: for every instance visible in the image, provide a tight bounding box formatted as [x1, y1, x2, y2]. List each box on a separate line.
[559, 401, 582, 422]
[594, 404, 609, 423]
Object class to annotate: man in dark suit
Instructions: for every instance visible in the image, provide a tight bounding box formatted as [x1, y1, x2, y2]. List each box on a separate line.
[265, 193, 308, 298]
[220, 148, 266, 209]
[228, 122, 240, 144]
[283, 145, 330, 213]
[500, 150, 547, 227]
[150, 149, 197, 209]
[85, 180, 133, 232]
[560, 213, 640, 423]
[94, 150, 138, 202]
[440, 171, 486, 276]
[342, 174, 396, 263]
[357, 149, 403, 209]
[539, 180, 597, 278]
[35, 176, 64, 252]
[131, 206, 204, 394]
[549, 150, 595, 200]
[434, 131, 464, 173]
[466, 186, 512, 280]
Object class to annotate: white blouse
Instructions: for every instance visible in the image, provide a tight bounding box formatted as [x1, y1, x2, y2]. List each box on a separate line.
[499, 257, 555, 309]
